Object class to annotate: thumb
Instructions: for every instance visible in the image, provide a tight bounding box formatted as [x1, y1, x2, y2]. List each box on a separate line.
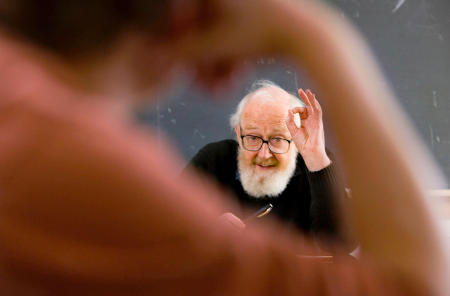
[286, 109, 306, 141]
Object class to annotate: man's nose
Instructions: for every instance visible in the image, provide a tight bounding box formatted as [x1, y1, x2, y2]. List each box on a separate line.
[257, 142, 273, 159]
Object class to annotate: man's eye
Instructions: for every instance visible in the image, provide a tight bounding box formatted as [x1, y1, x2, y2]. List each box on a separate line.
[249, 136, 259, 141]
[271, 138, 282, 143]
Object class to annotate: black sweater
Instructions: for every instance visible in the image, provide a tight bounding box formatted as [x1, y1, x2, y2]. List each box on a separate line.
[189, 139, 345, 243]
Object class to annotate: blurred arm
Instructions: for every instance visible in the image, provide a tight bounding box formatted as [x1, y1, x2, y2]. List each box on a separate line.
[274, 1, 449, 294]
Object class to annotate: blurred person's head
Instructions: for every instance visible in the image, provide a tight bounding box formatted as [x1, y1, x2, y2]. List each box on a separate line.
[230, 80, 302, 197]
[0, 0, 210, 101]
[0, 1, 172, 56]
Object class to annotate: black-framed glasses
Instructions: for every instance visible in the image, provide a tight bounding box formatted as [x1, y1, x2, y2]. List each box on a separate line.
[240, 127, 291, 154]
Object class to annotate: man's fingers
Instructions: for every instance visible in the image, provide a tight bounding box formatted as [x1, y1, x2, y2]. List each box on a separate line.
[306, 89, 321, 112]
[298, 89, 311, 106]
[299, 88, 315, 116]
[289, 106, 308, 120]
[287, 108, 303, 129]
[285, 110, 297, 130]
[286, 109, 298, 130]
[286, 110, 307, 142]
[306, 89, 317, 108]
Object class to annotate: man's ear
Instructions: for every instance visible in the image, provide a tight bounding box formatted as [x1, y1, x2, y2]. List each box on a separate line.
[234, 125, 241, 144]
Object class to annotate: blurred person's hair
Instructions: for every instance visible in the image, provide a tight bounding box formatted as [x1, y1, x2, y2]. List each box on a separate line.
[0, 0, 171, 57]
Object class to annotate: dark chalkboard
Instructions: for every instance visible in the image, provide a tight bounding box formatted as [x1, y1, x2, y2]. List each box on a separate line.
[137, 0, 450, 184]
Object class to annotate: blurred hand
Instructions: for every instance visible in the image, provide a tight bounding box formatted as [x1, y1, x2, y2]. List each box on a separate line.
[219, 212, 246, 230]
[170, 0, 291, 91]
[286, 89, 330, 171]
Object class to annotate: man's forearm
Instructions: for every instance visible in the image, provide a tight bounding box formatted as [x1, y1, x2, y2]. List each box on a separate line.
[302, 151, 331, 172]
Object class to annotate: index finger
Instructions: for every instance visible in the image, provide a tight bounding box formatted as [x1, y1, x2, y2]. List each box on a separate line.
[290, 106, 308, 120]
[298, 88, 313, 108]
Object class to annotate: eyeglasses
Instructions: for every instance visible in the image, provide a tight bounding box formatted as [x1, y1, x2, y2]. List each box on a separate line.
[240, 127, 291, 154]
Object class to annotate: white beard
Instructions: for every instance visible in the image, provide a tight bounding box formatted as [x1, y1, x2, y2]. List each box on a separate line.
[237, 149, 297, 198]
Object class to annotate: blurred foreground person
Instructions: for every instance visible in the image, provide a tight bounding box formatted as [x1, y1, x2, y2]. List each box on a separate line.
[0, 0, 448, 295]
[189, 80, 347, 247]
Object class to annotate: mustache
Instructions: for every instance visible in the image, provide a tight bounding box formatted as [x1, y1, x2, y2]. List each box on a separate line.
[253, 158, 278, 166]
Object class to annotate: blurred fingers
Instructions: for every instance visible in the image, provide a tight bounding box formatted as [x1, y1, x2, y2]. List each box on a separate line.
[193, 59, 249, 97]
[219, 212, 246, 229]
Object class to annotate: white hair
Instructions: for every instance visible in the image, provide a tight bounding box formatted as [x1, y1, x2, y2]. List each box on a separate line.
[229, 80, 303, 130]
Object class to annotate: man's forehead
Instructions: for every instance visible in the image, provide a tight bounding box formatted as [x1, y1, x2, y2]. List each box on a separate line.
[242, 120, 286, 130]
[241, 115, 289, 134]
[239, 87, 292, 132]
[241, 98, 289, 122]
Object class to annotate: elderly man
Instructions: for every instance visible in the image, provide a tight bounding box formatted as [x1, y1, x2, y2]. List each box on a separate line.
[189, 81, 345, 244]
